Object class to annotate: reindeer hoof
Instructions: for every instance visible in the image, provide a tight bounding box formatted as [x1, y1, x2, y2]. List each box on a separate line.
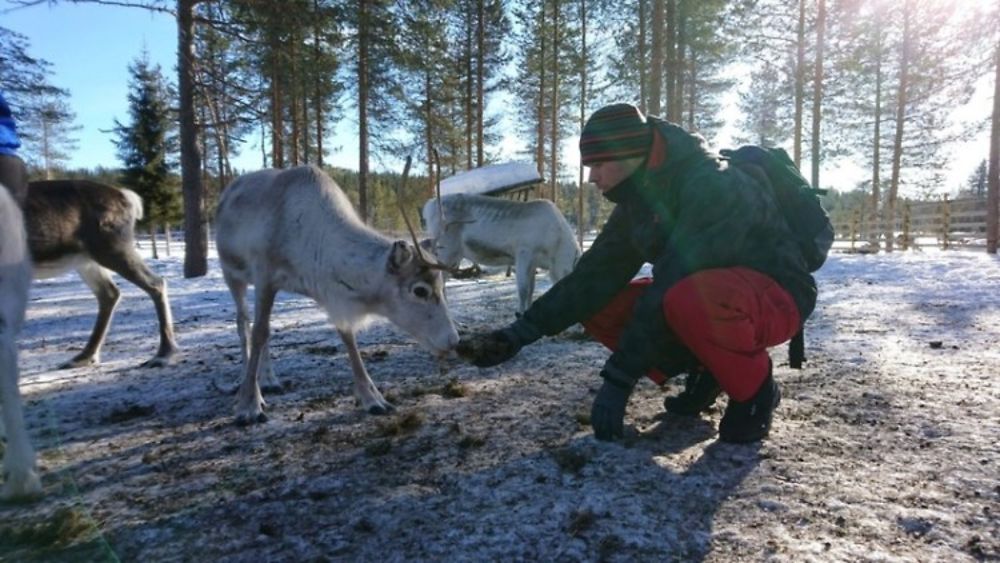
[235, 412, 268, 426]
[0, 470, 43, 502]
[143, 351, 178, 368]
[58, 356, 96, 370]
[260, 382, 286, 394]
[368, 402, 396, 416]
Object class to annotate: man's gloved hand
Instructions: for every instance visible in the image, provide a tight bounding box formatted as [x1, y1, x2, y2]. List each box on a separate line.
[590, 361, 638, 441]
[457, 319, 542, 368]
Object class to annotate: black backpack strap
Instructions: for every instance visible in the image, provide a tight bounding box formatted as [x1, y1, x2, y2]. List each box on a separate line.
[789, 328, 805, 369]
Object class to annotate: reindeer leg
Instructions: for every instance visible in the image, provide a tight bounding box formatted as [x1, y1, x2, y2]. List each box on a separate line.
[258, 341, 284, 393]
[337, 329, 394, 415]
[223, 272, 251, 389]
[224, 272, 281, 393]
[0, 334, 41, 499]
[234, 284, 276, 426]
[514, 250, 537, 314]
[60, 262, 121, 369]
[91, 245, 178, 368]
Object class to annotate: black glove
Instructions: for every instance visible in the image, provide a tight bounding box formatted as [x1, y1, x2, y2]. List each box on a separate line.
[457, 319, 541, 368]
[590, 362, 638, 441]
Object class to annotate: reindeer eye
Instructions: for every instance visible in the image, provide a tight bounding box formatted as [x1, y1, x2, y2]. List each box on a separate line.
[412, 283, 432, 300]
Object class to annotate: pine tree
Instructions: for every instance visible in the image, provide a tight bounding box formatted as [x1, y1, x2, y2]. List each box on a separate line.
[19, 91, 80, 177]
[881, 0, 976, 251]
[737, 61, 790, 147]
[512, 0, 583, 197]
[678, 0, 736, 138]
[112, 53, 180, 259]
[0, 26, 79, 174]
[964, 160, 987, 198]
[392, 0, 458, 187]
[192, 1, 264, 196]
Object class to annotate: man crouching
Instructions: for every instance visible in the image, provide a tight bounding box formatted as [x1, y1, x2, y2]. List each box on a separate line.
[457, 103, 816, 444]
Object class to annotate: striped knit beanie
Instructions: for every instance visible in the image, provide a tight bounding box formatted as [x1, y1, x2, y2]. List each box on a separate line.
[579, 103, 652, 165]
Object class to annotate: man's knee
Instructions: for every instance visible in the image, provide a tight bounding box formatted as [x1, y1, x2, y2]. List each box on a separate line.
[662, 271, 732, 326]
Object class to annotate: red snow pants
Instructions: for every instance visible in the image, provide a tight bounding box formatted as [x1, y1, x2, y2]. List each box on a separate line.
[581, 268, 800, 401]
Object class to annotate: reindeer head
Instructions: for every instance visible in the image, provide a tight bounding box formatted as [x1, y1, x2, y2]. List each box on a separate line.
[380, 238, 458, 355]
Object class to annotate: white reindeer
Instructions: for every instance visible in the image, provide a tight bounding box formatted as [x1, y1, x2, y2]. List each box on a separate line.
[422, 193, 581, 312]
[0, 182, 41, 499]
[25, 180, 179, 368]
[216, 165, 459, 425]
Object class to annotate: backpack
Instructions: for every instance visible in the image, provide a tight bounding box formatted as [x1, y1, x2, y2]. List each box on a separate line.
[720, 145, 834, 273]
[720, 145, 834, 368]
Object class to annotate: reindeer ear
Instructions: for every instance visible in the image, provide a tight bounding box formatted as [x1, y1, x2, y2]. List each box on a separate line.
[388, 240, 414, 272]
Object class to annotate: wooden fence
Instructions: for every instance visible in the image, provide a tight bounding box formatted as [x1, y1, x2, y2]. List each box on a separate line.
[834, 196, 994, 250]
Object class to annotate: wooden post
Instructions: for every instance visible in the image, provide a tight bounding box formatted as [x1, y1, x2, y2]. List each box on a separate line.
[941, 194, 951, 250]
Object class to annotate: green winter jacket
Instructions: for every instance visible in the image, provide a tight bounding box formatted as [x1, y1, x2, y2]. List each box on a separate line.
[519, 118, 817, 378]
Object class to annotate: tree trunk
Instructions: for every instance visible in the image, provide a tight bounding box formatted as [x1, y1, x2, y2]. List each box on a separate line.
[886, 3, 912, 253]
[358, 0, 370, 222]
[271, 53, 284, 168]
[578, 0, 587, 247]
[259, 119, 267, 167]
[686, 51, 696, 129]
[672, 0, 686, 123]
[664, 0, 675, 120]
[314, 0, 324, 167]
[638, 0, 647, 114]
[649, 0, 663, 116]
[465, 1, 474, 170]
[424, 66, 435, 196]
[164, 224, 172, 258]
[550, 0, 561, 203]
[199, 85, 230, 192]
[149, 224, 159, 260]
[290, 38, 301, 166]
[988, 37, 1000, 254]
[811, 0, 825, 190]
[179, 0, 207, 278]
[794, 0, 805, 167]
[536, 3, 547, 183]
[476, 0, 486, 167]
[869, 9, 884, 250]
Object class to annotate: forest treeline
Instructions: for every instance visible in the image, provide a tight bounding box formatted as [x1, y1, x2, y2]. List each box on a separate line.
[2, 0, 999, 275]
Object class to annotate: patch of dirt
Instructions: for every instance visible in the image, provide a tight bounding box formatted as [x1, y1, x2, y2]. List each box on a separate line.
[2, 256, 998, 562]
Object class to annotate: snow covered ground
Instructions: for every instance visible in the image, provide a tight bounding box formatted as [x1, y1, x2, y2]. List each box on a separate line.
[1, 242, 998, 562]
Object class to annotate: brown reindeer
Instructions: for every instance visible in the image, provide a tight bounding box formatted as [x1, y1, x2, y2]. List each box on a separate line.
[25, 180, 179, 368]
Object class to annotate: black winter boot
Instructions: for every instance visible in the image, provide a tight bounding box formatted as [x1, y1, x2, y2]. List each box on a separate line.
[663, 369, 722, 416]
[718, 364, 781, 444]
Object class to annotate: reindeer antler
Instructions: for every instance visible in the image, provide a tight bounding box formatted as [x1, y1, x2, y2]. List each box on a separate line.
[395, 155, 460, 275]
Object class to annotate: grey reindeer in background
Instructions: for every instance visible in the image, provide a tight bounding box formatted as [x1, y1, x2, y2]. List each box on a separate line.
[422, 193, 581, 312]
[215, 164, 459, 426]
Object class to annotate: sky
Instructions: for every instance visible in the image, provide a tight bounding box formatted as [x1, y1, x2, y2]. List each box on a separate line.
[1, 1, 993, 194]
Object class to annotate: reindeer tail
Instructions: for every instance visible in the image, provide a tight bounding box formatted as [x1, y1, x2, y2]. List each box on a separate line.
[120, 188, 145, 222]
